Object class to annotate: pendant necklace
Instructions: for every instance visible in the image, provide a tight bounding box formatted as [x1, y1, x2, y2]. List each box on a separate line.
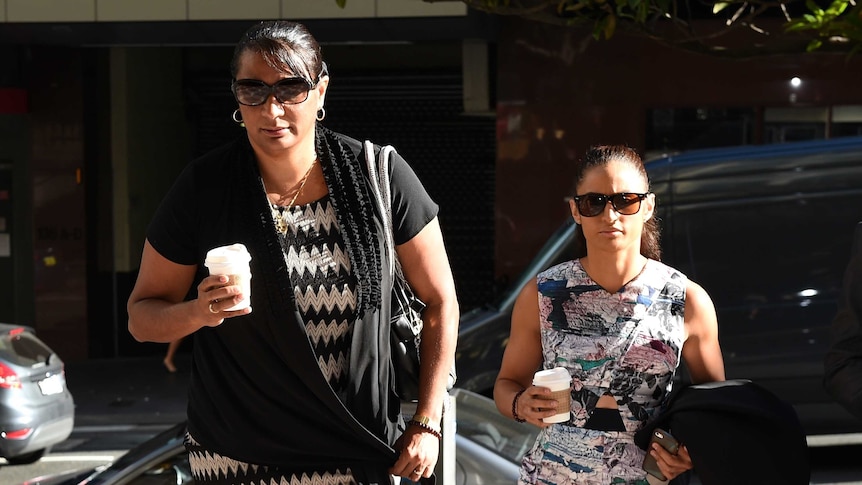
[266, 158, 317, 235]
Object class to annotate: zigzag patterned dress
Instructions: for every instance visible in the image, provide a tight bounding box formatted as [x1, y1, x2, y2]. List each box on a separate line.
[188, 194, 360, 485]
[519, 259, 686, 485]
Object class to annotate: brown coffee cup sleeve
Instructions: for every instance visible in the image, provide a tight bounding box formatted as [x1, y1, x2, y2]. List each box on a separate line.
[542, 389, 571, 414]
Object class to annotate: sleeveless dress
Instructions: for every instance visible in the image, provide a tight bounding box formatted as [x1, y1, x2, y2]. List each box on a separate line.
[519, 259, 687, 485]
[187, 195, 360, 485]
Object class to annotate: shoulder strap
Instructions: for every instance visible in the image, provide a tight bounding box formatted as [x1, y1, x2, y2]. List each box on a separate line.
[364, 140, 419, 308]
[364, 140, 396, 279]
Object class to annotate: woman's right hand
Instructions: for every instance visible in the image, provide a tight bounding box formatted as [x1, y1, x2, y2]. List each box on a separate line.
[197, 274, 252, 325]
[514, 385, 565, 428]
[128, 240, 249, 343]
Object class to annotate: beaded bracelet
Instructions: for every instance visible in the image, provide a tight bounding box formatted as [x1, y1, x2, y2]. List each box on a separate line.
[407, 419, 443, 440]
[512, 388, 527, 423]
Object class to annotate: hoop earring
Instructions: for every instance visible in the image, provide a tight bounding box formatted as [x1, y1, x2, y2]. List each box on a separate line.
[316, 107, 326, 122]
[232, 109, 245, 127]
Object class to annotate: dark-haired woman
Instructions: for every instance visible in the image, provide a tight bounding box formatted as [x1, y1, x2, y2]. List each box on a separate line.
[127, 20, 458, 485]
[493, 145, 724, 484]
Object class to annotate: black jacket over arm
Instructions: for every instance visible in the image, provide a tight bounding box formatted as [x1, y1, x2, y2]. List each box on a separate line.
[635, 380, 809, 485]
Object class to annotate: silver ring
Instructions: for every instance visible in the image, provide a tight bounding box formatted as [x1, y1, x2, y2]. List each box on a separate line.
[208, 301, 218, 314]
[413, 468, 421, 475]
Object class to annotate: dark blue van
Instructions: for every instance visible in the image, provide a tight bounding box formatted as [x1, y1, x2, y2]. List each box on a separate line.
[455, 136, 862, 437]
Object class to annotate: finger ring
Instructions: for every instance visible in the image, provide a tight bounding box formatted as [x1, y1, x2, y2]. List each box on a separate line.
[413, 468, 421, 475]
[208, 301, 218, 314]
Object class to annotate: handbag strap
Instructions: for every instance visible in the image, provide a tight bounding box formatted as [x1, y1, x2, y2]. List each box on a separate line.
[364, 141, 422, 313]
[364, 140, 397, 280]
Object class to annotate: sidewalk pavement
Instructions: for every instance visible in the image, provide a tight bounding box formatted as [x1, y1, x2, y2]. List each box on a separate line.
[64, 354, 192, 428]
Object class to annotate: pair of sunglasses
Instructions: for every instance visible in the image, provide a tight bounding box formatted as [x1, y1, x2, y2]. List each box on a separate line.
[572, 192, 650, 217]
[231, 76, 317, 106]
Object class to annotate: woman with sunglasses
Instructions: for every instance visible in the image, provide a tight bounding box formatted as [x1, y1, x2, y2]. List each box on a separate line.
[494, 145, 725, 484]
[127, 20, 458, 485]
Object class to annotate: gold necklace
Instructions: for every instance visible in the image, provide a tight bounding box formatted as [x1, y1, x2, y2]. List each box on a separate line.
[267, 158, 317, 235]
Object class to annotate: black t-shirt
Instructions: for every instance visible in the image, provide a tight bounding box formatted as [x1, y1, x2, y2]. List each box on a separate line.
[148, 135, 437, 266]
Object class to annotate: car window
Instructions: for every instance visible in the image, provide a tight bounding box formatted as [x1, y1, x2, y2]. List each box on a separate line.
[127, 452, 192, 485]
[0, 331, 53, 366]
[668, 192, 862, 367]
[452, 389, 539, 463]
[493, 219, 577, 311]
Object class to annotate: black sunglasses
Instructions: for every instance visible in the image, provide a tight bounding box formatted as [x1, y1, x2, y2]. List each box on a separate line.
[572, 192, 650, 217]
[231, 76, 316, 106]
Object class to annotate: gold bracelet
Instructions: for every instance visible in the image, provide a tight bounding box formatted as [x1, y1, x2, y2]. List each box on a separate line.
[410, 414, 439, 431]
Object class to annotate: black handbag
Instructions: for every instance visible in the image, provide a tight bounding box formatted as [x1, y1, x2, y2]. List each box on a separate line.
[364, 141, 456, 402]
[389, 273, 427, 402]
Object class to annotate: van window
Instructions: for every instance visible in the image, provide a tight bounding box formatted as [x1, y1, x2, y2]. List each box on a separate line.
[668, 193, 862, 366]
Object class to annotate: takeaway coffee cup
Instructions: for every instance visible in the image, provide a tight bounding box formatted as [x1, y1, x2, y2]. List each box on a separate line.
[533, 367, 572, 423]
[204, 243, 252, 311]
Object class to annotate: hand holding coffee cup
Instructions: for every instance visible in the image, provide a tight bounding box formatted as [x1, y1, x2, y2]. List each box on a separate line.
[532, 367, 572, 423]
[204, 243, 252, 314]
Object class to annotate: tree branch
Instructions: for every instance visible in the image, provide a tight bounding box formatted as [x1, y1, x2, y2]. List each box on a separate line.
[455, 0, 861, 57]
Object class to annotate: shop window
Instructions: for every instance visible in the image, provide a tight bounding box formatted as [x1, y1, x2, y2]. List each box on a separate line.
[832, 105, 862, 138]
[648, 105, 862, 153]
[646, 107, 755, 154]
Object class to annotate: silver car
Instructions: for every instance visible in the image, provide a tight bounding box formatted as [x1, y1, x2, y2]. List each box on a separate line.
[21, 388, 538, 485]
[0, 323, 75, 465]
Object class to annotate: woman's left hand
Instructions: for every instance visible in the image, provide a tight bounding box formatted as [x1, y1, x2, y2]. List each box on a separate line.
[390, 426, 440, 481]
[651, 442, 693, 481]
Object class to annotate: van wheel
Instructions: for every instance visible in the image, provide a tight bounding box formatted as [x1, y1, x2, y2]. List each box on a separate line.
[6, 449, 45, 465]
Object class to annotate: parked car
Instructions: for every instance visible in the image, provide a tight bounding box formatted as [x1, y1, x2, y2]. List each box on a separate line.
[0, 323, 75, 465]
[455, 135, 862, 437]
[19, 388, 540, 485]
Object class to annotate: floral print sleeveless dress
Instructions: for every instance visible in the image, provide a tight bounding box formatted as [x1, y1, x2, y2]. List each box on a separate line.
[519, 259, 687, 485]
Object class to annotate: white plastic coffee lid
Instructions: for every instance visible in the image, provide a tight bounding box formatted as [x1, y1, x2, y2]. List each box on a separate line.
[533, 366, 570, 384]
[205, 243, 251, 265]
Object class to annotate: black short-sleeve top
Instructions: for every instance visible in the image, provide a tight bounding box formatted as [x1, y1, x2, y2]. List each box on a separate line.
[147, 134, 437, 266]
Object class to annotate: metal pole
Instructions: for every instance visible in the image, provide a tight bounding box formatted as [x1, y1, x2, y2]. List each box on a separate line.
[436, 392, 456, 484]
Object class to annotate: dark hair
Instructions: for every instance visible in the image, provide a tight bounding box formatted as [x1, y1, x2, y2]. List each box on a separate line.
[230, 20, 327, 84]
[571, 145, 661, 261]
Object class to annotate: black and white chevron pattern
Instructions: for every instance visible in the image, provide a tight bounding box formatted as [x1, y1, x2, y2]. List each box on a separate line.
[279, 197, 357, 395]
[186, 433, 358, 484]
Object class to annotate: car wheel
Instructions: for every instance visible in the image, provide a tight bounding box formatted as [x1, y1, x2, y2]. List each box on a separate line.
[5, 449, 46, 465]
